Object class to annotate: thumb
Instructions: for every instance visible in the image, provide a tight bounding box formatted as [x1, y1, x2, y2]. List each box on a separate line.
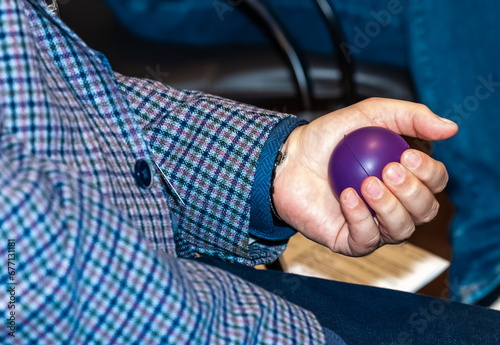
[356, 98, 459, 141]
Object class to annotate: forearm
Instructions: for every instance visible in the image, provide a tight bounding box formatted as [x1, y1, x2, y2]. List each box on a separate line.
[117, 75, 300, 264]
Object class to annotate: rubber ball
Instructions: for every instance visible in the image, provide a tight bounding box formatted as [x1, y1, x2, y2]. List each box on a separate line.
[328, 126, 410, 212]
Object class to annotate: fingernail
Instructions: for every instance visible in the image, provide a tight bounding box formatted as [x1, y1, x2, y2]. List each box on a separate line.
[403, 151, 422, 169]
[386, 165, 405, 185]
[345, 190, 359, 208]
[439, 117, 457, 125]
[366, 179, 383, 199]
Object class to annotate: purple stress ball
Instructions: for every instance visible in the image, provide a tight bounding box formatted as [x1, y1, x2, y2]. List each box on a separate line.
[328, 126, 410, 213]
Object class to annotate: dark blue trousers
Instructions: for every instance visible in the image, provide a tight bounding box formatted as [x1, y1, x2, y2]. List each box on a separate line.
[197, 256, 500, 345]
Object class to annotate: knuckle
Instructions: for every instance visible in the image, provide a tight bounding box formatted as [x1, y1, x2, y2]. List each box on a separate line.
[426, 161, 448, 193]
[402, 223, 417, 239]
[356, 242, 380, 257]
[403, 181, 423, 200]
[379, 196, 400, 215]
[346, 230, 381, 257]
[417, 103, 432, 114]
[420, 201, 440, 224]
[383, 222, 415, 244]
[420, 162, 438, 182]
[365, 97, 381, 104]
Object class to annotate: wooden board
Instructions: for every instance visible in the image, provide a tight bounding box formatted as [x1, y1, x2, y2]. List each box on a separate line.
[279, 233, 450, 293]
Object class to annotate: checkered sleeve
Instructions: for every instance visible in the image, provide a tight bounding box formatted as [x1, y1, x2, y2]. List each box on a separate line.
[117, 76, 300, 265]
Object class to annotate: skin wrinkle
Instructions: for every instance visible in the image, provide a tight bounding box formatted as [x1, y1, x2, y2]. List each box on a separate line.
[428, 161, 448, 193]
[383, 164, 424, 226]
[338, 189, 379, 256]
[377, 206, 413, 243]
[420, 201, 440, 225]
[297, 132, 324, 179]
[346, 222, 381, 256]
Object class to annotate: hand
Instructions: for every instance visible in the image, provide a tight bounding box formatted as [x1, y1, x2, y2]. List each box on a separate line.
[272, 98, 458, 256]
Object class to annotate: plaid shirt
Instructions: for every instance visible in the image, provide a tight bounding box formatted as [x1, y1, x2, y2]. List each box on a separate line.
[0, 0, 328, 343]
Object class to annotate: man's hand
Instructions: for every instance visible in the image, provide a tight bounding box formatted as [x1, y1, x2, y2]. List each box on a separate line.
[272, 98, 458, 256]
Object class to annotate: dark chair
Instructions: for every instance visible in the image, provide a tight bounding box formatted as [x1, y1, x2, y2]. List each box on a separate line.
[59, 0, 415, 121]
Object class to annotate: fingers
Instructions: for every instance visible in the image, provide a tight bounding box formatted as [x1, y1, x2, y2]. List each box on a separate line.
[339, 188, 381, 256]
[381, 162, 440, 226]
[339, 176, 418, 255]
[400, 149, 449, 193]
[362, 176, 417, 243]
[339, 149, 447, 255]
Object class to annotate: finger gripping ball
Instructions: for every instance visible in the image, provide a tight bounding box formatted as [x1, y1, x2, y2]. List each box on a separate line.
[328, 126, 410, 212]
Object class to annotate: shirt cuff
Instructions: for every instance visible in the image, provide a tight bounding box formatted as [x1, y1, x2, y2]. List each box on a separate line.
[249, 116, 308, 241]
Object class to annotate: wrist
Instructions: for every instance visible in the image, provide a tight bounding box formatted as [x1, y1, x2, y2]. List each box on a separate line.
[270, 139, 289, 225]
[248, 117, 306, 241]
[271, 125, 304, 226]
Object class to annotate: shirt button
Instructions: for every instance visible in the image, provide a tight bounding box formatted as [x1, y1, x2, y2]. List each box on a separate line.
[133, 159, 153, 189]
